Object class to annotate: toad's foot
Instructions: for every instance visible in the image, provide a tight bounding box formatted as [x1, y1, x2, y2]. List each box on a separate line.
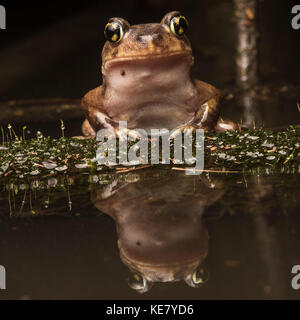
[169, 124, 202, 140]
[115, 128, 145, 141]
[82, 119, 142, 141]
[215, 118, 240, 132]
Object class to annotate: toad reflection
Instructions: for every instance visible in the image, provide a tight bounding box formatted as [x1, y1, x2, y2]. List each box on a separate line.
[91, 172, 225, 293]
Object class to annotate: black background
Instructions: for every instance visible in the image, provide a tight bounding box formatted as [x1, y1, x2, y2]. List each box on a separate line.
[0, 0, 300, 101]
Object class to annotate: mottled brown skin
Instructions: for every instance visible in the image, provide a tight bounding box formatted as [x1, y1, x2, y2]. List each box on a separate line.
[82, 11, 237, 137]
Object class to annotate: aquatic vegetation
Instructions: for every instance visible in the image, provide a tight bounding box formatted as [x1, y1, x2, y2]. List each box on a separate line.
[206, 125, 300, 172]
[0, 121, 298, 219]
[0, 125, 298, 186]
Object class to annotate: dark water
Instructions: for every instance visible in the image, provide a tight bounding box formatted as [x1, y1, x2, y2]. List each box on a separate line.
[0, 169, 299, 300]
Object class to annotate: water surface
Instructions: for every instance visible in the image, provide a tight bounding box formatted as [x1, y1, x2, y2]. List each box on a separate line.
[0, 169, 299, 299]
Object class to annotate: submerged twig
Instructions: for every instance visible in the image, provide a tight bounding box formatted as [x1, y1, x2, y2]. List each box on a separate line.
[172, 167, 241, 174]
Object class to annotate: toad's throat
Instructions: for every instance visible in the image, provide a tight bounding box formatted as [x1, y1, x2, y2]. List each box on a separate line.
[102, 52, 198, 129]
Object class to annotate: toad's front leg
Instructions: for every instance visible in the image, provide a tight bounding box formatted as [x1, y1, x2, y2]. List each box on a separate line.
[187, 80, 238, 132]
[192, 98, 239, 132]
[81, 86, 142, 140]
[169, 97, 221, 139]
[81, 86, 117, 138]
[170, 97, 238, 138]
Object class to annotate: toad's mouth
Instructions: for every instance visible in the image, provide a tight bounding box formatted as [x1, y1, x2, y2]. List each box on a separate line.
[103, 51, 193, 71]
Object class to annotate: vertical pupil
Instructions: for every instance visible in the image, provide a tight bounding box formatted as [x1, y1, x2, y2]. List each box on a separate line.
[106, 24, 120, 42]
[172, 16, 187, 36]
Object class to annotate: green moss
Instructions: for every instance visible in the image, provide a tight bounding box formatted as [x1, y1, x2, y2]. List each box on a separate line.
[205, 125, 300, 173]
[0, 125, 299, 186]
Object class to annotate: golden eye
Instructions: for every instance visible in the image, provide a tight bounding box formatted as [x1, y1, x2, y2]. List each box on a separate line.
[104, 21, 124, 43]
[170, 15, 188, 37]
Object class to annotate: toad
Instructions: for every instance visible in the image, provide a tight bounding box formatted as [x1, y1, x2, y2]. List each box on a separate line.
[82, 11, 237, 137]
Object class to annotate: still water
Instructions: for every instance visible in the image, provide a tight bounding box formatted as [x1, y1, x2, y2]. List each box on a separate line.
[0, 168, 299, 299]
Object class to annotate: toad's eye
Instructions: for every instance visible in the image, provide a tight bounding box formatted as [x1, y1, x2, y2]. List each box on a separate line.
[170, 15, 188, 37]
[104, 21, 124, 43]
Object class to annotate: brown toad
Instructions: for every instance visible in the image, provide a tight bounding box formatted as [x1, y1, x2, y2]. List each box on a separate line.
[82, 11, 237, 137]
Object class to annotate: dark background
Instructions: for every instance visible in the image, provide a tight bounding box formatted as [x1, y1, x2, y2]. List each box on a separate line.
[0, 0, 299, 101]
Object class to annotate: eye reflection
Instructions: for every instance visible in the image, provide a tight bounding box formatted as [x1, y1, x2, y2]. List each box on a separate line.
[185, 266, 210, 288]
[127, 273, 153, 294]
